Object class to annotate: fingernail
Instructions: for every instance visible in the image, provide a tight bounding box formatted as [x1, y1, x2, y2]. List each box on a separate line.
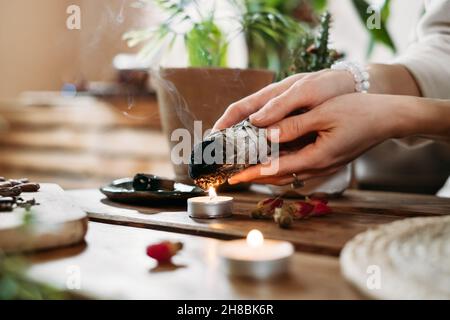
[228, 177, 239, 185]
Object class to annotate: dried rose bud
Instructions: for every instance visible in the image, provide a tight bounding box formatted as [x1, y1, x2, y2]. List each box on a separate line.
[274, 207, 293, 229]
[284, 199, 332, 219]
[285, 201, 314, 219]
[251, 198, 284, 219]
[312, 202, 332, 216]
[146, 241, 183, 263]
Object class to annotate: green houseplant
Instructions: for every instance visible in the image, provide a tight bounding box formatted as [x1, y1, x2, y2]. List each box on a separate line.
[123, 0, 341, 182]
[123, 0, 397, 191]
[124, 0, 396, 73]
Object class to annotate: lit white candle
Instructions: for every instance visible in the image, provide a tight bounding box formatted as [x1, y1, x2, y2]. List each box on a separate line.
[219, 229, 294, 279]
[187, 187, 233, 219]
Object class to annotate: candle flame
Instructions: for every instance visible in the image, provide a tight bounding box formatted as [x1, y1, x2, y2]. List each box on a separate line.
[246, 229, 264, 247]
[208, 186, 217, 199]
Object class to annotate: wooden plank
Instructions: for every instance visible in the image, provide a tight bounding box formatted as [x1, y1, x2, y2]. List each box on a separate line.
[338, 189, 450, 215]
[0, 128, 169, 158]
[27, 221, 363, 299]
[0, 149, 173, 180]
[0, 171, 113, 190]
[65, 188, 450, 256]
[0, 96, 173, 189]
[0, 184, 87, 253]
[232, 189, 450, 216]
[0, 97, 161, 130]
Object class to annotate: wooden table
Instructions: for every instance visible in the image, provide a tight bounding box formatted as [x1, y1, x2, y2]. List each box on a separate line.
[24, 188, 450, 299]
[27, 222, 361, 299]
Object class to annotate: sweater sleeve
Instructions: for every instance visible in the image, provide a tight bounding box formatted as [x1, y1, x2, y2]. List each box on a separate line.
[394, 0, 450, 99]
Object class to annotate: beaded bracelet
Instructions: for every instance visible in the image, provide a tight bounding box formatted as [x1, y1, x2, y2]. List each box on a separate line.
[331, 61, 370, 93]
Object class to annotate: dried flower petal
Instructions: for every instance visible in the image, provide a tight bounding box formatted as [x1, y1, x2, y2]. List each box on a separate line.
[251, 198, 283, 219]
[146, 241, 183, 263]
[288, 201, 314, 219]
[274, 207, 293, 229]
[312, 202, 332, 216]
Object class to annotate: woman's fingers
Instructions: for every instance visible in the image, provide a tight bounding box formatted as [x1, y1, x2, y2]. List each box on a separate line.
[251, 165, 343, 186]
[228, 142, 325, 184]
[267, 111, 322, 143]
[249, 69, 355, 128]
[228, 111, 325, 184]
[249, 78, 317, 127]
[251, 175, 295, 186]
[212, 74, 304, 131]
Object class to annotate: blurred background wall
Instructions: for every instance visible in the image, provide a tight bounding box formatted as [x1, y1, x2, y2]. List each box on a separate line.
[0, 0, 156, 99]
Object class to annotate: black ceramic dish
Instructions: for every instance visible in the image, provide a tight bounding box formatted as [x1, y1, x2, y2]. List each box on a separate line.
[100, 177, 205, 205]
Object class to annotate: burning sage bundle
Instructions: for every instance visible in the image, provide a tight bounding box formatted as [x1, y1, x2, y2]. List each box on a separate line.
[189, 120, 278, 190]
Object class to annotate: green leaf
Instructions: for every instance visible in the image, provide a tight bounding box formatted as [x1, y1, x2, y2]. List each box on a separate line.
[351, 0, 396, 54]
[312, 0, 328, 12]
[185, 20, 228, 67]
[380, 0, 391, 22]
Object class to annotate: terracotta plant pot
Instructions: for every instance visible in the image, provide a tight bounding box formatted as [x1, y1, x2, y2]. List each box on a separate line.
[154, 67, 275, 183]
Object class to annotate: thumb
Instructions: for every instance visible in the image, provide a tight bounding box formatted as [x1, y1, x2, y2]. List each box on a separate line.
[267, 111, 321, 143]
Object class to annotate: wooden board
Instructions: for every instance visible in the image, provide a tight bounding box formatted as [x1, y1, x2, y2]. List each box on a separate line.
[0, 97, 172, 190]
[27, 222, 363, 299]
[67, 189, 450, 256]
[0, 184, 88, 253]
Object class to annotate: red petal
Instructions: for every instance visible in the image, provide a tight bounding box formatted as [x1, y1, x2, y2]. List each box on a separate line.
[313, 202, 332, 216]
[146, 243, 172, 262]
[260, 198, 277, 206]
[255, 198, 284, 217]
[291, 201, 314, 218]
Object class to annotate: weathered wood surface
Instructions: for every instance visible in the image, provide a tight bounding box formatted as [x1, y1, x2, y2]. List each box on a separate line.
[0, 97, 173, 189]
[67, 188, 450, 256]
[230, 189, 450, 216]
[27, 222, 363, 299]
[0, 184, 87, 253]
[0, 96, 161, 130]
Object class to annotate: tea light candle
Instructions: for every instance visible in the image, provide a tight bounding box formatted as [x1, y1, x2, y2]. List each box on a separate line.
[219, 230, 294, 280]
[188, 187, 233, 219]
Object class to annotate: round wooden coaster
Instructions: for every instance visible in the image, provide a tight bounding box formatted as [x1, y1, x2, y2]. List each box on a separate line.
[340, 216, 450, 299]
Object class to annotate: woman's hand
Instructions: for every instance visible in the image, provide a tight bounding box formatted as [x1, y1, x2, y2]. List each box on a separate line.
[212, 69, 355, 131]
[228, 93, 412, 185]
